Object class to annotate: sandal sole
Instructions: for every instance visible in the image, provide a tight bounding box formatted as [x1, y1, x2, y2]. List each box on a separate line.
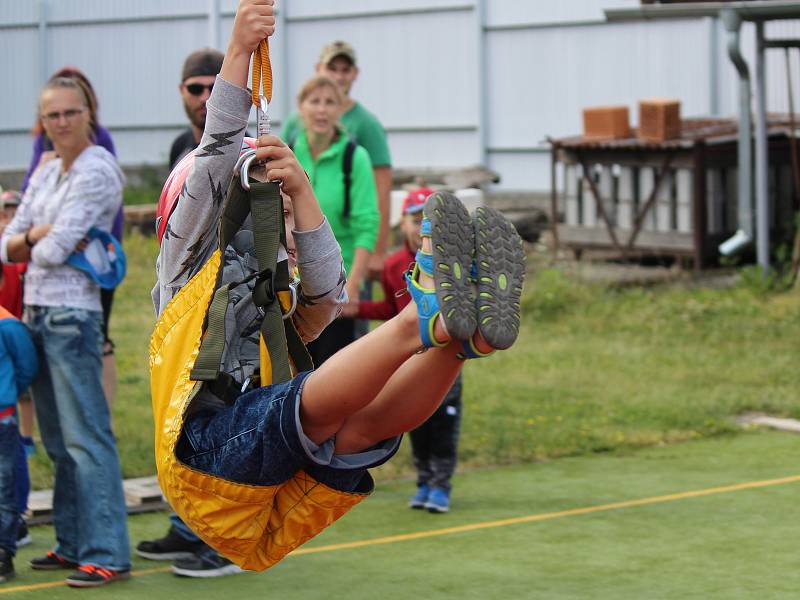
[424, 191, 477, 341]
[474, 206, 525, 349]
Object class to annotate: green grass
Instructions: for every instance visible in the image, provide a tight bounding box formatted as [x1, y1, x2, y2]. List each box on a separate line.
[122, 168, 163, 206]
[26, 234, 800, 485]
[10, 431, 800, 598]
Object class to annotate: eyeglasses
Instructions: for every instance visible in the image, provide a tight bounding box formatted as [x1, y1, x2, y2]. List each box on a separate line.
[185, 83, 214, 96]
[42, 108, 85, 123]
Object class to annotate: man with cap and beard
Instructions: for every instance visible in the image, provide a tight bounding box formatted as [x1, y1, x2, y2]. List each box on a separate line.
[281, 40, 393, 305]
[168, 48, 225, 169]
[135, 47, 245, 579]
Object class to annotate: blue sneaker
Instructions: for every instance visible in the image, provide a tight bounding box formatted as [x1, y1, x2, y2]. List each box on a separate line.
[408, 484, 430, 509]
[425, 488, 450, 513]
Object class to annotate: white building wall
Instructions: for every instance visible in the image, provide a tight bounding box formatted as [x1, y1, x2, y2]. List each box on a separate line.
[0, 0, 799, 193]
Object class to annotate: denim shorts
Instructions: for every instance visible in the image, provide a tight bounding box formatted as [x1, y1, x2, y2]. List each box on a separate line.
[177, 371, 401, 494]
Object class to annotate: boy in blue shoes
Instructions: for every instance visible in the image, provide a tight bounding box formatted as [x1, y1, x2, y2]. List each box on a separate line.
[0, 301, 38, 582]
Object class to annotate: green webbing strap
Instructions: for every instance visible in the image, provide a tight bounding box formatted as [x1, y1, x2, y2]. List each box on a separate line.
[191, 181, 259, 383]
[190, 283, 232, 381]
[191, 177, 313, 388]
[248, 181, 293, 384]
[220, 180, 252, 251]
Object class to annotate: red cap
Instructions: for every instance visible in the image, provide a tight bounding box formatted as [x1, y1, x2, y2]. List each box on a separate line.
[402, 188, 434, 215]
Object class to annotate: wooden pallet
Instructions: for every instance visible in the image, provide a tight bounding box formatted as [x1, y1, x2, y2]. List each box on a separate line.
[26, 476, 167, 525]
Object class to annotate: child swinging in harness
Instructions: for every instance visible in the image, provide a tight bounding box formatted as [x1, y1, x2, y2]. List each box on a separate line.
[150, 0, 525, 572]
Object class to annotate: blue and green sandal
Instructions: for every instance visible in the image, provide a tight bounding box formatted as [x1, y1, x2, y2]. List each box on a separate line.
[473, 206, 525, 350]
[405, 191, 477, 347]
[422, 191, 477, 342]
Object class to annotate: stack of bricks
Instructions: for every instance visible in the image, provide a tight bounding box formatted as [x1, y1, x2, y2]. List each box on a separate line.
[638, 98, 681, 142]
[582, 105, 631, 140]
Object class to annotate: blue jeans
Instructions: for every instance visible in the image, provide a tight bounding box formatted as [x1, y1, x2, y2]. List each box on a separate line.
[178, 371, 399, 494]
[26, 306, 130, 570]
[15, 435, 33, 515]
[0, 416, 18, 555]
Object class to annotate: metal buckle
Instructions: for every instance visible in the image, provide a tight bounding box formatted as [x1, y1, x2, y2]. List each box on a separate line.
[236, 95, 271, 190]
[282, 278, 299, 320]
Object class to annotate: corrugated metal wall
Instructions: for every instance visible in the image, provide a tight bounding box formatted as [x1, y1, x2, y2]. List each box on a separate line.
[1, 0, 799, 192]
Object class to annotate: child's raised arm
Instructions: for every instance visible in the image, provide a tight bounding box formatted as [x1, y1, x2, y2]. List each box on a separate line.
[156, 0, 276, 296]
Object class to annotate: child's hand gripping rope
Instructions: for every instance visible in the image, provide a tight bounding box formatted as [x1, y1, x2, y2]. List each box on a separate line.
[227, 0, 276, 187]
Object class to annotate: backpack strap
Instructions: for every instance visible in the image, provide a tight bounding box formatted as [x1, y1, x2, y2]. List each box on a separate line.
[342, 139, 356, 219]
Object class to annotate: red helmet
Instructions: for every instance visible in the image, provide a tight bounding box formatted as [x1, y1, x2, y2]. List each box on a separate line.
[156, 137, 257, 243]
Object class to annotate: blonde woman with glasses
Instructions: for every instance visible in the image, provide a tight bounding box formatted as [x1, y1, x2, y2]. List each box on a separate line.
[0, 77, 130, 588]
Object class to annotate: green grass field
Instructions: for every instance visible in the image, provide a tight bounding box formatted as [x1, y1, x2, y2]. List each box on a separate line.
[8, 431, 800, 598]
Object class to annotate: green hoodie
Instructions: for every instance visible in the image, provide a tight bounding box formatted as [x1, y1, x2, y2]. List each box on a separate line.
[291, 131, 379, 273]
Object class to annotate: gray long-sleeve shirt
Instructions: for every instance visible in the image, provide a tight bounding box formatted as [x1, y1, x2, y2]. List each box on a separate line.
[152, 76, 345, 400]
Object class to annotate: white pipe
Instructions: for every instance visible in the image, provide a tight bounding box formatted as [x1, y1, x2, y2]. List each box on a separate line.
[720, 8, 754, 256]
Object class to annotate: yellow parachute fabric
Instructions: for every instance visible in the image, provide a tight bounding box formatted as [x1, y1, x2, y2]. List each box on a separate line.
[149, 246, 368, 571]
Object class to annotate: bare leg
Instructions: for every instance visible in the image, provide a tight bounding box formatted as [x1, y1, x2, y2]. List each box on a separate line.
[300, 302, 443, 445]
[333, 343, 463, 453]
[301, 228, 493, 448]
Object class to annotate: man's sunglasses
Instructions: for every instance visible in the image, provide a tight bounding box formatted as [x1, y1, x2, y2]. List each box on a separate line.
[185, 83, 214, 96]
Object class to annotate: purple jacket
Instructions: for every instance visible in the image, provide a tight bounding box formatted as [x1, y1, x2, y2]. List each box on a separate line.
[20, 126, 124, 240]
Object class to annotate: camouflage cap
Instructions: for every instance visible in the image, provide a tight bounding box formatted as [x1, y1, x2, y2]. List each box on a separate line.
[318, 40, 357, 66]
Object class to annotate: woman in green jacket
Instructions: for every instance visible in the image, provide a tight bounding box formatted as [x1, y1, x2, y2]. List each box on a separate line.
[291, 75, 379, 365]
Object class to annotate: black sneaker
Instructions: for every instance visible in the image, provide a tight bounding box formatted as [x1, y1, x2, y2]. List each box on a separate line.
[171, 547, 244, 578]
[136, 525, 206, 561]
[30, 551, 79, 570]
[0, 549, 14, 583]
[16, 519, 31, 547]
[65, 565, 130, 588]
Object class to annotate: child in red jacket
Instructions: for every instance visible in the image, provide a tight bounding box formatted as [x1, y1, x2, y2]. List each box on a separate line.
[344, 188, 463, 513]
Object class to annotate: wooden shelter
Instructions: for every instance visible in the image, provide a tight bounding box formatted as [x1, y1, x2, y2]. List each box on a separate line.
[549, 117, 799, 267]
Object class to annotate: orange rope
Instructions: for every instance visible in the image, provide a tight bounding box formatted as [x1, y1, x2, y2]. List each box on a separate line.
[251, 38, 273, 106]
